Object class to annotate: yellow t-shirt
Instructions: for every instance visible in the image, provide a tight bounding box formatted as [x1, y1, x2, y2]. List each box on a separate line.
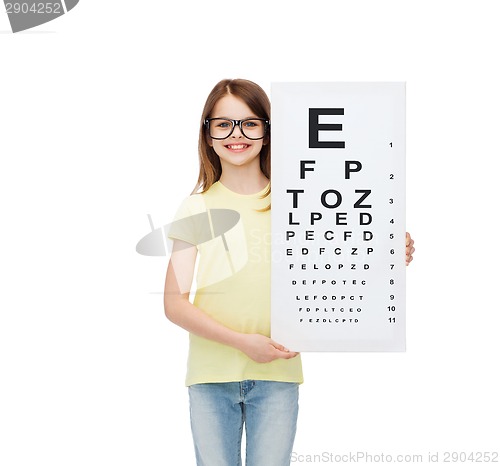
[167, 180, 303, 386]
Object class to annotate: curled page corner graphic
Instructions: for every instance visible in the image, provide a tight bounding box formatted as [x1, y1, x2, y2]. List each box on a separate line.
[64, 0, 78, 11]
[4, 0, 80, 33]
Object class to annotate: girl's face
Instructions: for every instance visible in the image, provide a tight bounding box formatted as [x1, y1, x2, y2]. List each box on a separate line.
[208, 94, 266, 171]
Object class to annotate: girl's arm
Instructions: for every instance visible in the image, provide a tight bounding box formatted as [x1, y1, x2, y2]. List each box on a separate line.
[164, 239, 298, 363]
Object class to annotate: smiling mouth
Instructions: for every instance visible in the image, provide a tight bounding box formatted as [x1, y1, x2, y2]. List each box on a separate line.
[225, 144, 250, 150]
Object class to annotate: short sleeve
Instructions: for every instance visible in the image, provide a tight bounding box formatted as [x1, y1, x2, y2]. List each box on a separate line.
[166, 195, 210, 246]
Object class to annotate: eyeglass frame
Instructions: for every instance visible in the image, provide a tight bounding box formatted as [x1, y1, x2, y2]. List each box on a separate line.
[204, 117, 270, 140]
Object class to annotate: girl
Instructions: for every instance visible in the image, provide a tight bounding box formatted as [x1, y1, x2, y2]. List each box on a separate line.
[164, 79, 415, 466]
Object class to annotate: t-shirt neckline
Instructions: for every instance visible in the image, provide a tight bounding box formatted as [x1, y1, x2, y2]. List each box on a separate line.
[216, 180, 270, 198]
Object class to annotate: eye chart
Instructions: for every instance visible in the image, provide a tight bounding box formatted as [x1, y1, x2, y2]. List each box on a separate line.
[271, 82, 405, 351]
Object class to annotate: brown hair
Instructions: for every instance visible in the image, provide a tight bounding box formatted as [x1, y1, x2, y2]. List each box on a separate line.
[191, 79, 271, 211]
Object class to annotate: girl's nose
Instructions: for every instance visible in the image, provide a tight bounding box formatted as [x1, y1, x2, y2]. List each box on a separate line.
[231, 123, 244, 137]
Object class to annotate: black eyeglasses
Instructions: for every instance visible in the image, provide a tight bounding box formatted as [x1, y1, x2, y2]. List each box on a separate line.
[204, 118, 269, 140]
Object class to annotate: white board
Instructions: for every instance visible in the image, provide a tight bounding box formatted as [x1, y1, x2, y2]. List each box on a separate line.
[271, 82, 406, 351]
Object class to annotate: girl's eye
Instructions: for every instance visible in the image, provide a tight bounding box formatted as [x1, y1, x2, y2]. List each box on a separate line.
[215, 120, 231, 128]
[243, 120, 261, 128]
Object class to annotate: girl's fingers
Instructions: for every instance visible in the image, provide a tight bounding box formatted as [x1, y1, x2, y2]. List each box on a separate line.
[405, 232, 415, 266]
[270, 339, 294, 354]
[406, 232, 413, 247]
[270, 339, 285, 351]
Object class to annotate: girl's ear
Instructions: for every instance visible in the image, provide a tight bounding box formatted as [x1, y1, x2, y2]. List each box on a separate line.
[203, 120, 213, 147]
[262, 135, 270, 146]
[204, 127, 213, 147]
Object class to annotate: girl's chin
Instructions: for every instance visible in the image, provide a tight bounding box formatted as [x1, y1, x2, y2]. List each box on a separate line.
[220, 154, 260, 167]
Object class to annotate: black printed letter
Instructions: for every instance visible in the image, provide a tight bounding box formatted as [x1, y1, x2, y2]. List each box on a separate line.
[309, 108, 345, 149]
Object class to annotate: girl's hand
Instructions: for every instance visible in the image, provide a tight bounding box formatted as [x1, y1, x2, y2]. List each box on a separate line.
[238, 334, 299, 363]
[406, 232, 415, 266]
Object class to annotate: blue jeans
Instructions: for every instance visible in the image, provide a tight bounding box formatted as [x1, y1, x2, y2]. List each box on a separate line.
[188, 380, 299, 466]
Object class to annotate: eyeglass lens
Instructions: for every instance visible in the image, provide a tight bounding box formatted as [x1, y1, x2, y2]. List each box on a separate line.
[208, 119, 266, 140]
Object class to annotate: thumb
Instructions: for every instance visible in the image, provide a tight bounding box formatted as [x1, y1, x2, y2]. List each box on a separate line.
[269, 339, 287, 352]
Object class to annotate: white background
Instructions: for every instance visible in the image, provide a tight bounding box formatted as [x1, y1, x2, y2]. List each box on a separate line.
[1, 1, 498, 464]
